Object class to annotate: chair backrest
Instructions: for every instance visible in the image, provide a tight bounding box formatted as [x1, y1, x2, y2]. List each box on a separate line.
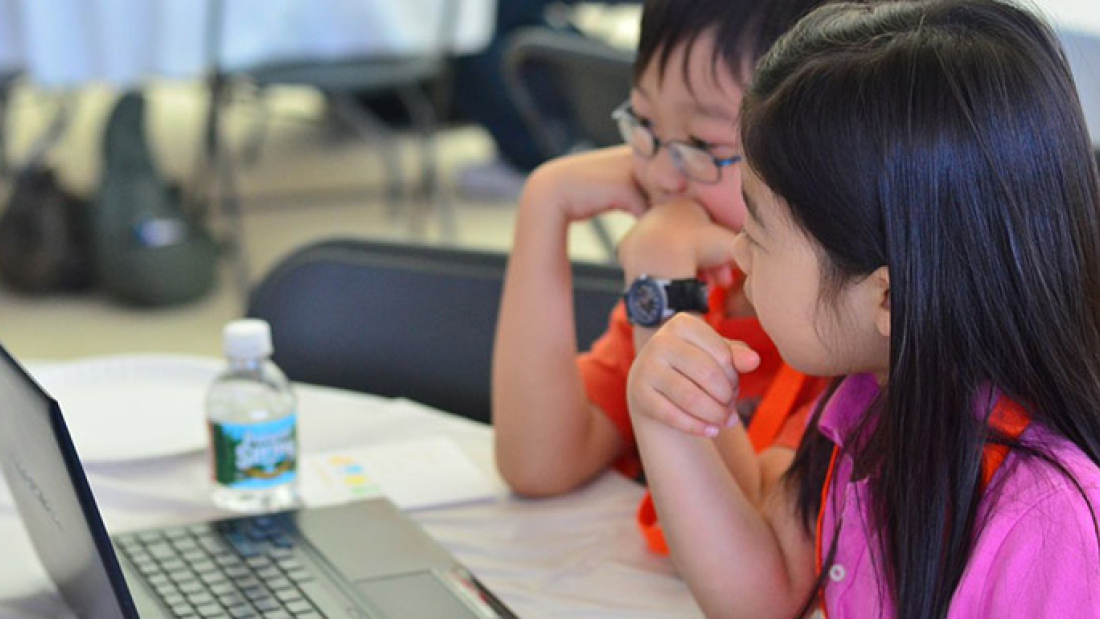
[503, 27, 635, 157]
[247, 238, 624, 424]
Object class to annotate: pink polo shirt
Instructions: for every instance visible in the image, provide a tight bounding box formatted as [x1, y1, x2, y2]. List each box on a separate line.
[816, 373, 1100, 617]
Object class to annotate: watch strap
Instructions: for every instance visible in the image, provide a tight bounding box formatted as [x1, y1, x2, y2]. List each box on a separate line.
[663, 278, 709, 314]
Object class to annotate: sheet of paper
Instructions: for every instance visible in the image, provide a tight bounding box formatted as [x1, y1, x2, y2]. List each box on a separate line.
[299, 435, 500, 511]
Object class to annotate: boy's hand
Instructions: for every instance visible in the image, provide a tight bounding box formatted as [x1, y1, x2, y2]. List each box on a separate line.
[617, 199, 742, 287]
[627, 314, 761, 437]
[522, 146, 648, 224]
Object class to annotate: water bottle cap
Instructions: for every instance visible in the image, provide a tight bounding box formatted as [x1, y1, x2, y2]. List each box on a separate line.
[223, 319, 273, 359]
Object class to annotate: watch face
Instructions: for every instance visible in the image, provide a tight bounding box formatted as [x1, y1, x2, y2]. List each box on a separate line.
[626, 278, 664, 327]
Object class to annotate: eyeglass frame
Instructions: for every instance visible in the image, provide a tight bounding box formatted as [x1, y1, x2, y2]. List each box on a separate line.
[611, 101, 742, 184]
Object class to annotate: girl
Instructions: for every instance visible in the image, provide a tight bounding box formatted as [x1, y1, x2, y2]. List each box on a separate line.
[626, 0, 1100, 617]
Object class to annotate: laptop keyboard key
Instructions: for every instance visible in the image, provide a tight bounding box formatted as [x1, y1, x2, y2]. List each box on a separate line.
[169, 570, 197, 584]
[254, 597, 282, 612]
[267, 577, 293, 591]
[284, 599, 313, 614]
[195, 604, 227, 618]
[217, 592, 247, 607]
[256, 566, 281, 580]
[186, 592, 216, 606]
[227, 605, 257, 618]
[198, 568, 226, 583]
[285, 570, 313, 584]
[179, 581, 206, 595]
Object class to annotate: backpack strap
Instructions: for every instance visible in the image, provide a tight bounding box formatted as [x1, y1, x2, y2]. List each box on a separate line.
[981, 396, 1030, 487]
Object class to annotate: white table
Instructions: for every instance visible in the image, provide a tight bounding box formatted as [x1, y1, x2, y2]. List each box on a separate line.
[0, 355, 703, 619]
[0, 0, 496, 88]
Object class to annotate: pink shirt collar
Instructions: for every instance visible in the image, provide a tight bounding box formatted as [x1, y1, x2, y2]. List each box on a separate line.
[816, 373, 881, 448]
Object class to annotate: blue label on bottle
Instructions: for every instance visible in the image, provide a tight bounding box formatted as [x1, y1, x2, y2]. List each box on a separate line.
[209, 415, 298, 489]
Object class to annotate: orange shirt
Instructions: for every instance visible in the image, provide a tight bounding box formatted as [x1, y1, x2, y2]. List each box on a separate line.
[578, 283, 829, 479]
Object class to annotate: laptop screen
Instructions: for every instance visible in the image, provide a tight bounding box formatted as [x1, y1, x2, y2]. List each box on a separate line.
[0, 346, 136, 618]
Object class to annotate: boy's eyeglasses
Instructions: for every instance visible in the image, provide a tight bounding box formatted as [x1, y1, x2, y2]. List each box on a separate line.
[612, 102, 742, 184]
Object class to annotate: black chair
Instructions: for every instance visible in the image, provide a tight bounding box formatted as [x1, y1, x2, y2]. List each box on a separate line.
[247, 239, 624, 425]
[503, 27, 636, 260]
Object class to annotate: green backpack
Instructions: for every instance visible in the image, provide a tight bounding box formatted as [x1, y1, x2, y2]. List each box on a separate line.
[94, 91, 218, 306]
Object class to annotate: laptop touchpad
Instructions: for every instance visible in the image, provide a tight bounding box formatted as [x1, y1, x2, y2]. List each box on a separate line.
[355, 571, 486, 619]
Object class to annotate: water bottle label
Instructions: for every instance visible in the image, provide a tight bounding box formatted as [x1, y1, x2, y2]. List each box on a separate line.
[209, 415, 298, 489]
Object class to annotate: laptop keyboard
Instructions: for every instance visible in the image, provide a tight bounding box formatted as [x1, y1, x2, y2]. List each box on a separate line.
[115, 514, 345, 619]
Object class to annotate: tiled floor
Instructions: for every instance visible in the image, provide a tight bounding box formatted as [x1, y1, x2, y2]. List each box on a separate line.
[0, 82, 630, 362]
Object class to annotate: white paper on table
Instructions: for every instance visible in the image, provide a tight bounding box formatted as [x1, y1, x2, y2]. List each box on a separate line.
[299, 435, 500, 511]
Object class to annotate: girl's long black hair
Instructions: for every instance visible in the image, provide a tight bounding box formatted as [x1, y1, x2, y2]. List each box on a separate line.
[742, 1, 1100, 617]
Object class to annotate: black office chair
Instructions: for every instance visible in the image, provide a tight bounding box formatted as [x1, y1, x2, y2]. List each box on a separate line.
[503, 27, 636, 260]
[246, 238, 624, 425]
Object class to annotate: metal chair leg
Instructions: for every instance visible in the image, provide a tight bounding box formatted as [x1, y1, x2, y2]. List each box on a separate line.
[398, 84, 454, 241]
[197, 76, 251, 307]
[328, 94, 409, 231]
[0, 85, 8, 179]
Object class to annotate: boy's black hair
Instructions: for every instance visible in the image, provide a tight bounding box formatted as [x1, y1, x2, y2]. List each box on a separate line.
[634, 0, 828, 86]
[744, 0, 1100, 616]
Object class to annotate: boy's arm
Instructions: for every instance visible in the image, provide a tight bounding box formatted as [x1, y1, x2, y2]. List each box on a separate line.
[492, 147, 647, 496]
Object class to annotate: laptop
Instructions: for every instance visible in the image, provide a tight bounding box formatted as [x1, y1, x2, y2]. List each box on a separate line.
[0, 343, 518, 619]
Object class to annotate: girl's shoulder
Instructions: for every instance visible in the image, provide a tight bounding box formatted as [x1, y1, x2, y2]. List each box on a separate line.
[952, 427, 1100, 616]
[990, 424, 1100, 523]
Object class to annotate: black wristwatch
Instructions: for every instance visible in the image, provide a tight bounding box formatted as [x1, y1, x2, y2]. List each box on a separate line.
[623, 275, 709, 328]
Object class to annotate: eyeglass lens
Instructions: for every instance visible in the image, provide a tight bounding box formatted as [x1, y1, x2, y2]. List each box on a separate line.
[615, 112, 723, 183]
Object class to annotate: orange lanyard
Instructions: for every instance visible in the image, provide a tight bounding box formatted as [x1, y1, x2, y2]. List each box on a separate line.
[747, 363, 808, 452]
[813, 396, 1030, 616]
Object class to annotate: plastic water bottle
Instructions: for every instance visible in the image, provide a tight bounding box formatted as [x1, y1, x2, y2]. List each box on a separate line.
[206, 318, 299, 512]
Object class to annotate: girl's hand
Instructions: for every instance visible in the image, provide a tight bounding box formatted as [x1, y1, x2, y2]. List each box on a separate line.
[522, 146, 649, 224]
[627, 313, 761, 437]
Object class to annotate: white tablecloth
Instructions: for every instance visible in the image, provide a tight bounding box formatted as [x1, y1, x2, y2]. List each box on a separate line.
[0, 355, 703, 619]
[0, 0, 496, 88]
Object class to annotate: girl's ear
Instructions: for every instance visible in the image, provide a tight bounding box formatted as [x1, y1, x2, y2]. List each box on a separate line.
[871, 266, 891, 338]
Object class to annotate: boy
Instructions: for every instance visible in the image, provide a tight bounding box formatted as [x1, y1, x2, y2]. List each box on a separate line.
[492, 0, 830, 520]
